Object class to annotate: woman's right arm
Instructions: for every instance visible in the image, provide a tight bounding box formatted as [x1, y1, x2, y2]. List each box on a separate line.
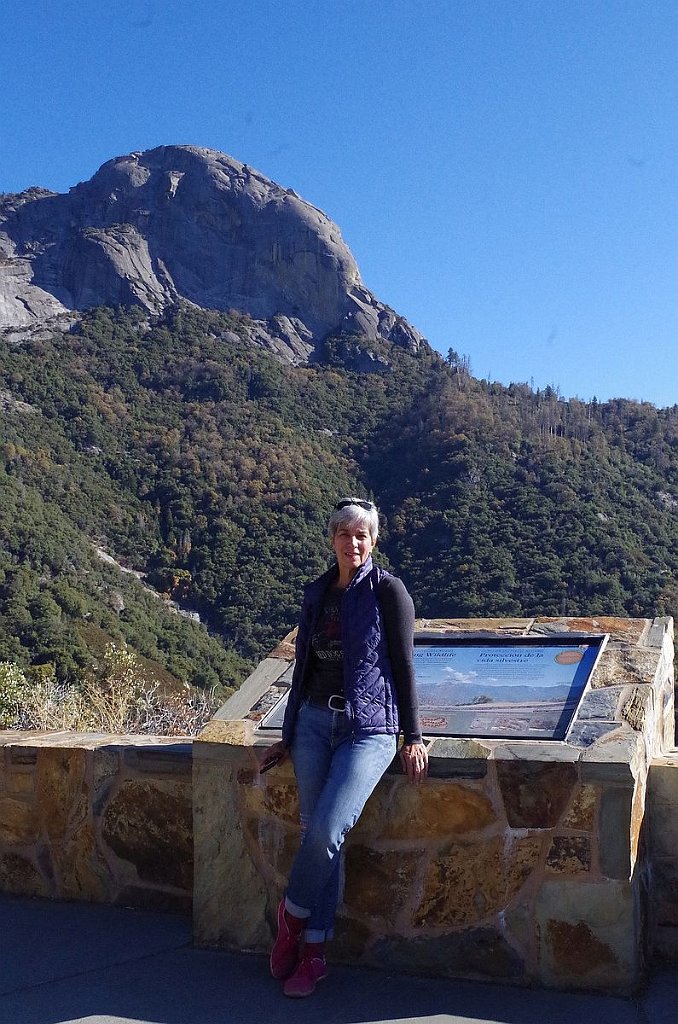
[258, 740, 288, 773]
[280, 589, 313, 747]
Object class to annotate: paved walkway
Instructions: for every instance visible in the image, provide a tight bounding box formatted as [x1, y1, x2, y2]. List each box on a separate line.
[0, 895, 676, 1024]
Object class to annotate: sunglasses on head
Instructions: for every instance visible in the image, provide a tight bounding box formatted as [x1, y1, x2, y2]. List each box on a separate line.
[334, 499, 375, 511]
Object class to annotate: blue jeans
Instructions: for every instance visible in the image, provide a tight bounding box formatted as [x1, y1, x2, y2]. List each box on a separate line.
[285, 700, 397, 942]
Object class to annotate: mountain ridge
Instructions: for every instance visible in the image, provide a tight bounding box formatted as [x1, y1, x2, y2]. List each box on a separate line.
[0, 145, 423, 366]
[0, 148, 676, 701]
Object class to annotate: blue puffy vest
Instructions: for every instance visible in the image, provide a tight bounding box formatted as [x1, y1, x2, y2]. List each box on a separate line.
[281, 556, 399, 745]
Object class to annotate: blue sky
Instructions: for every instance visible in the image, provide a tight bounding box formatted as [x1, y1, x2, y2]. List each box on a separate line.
[2, 1, 676, 407]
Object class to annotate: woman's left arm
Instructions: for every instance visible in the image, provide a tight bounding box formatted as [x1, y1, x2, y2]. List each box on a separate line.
[380, 577, 428, 784]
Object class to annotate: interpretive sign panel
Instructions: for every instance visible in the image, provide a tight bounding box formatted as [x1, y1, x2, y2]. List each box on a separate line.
[414, 635, 607, 740]
[258, 634, 608, 741]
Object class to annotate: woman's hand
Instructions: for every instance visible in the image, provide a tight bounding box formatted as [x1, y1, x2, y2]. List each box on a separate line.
[399, 741, 428, 784]
[258, 740, 289, 774]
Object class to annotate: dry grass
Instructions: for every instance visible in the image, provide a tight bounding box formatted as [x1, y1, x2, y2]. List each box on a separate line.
[2, 645, 217, 736]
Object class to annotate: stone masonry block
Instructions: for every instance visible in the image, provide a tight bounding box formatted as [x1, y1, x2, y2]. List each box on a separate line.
[629, 781, 645, 874]
[413, 834, 542, 929]
[343, 846, 422, 925]
[193, 759, 270, 949]
[262, 780, 299, 825]
[497, 761, 577, 828]
[0, 796, 40, 845]
[535, 879, 638, 990]
[330, 915, 372, 961]
[591, 648, 660, 690]
[576, 688, 623, 721]
[545, 836, 592, 874]
[196, 719, 255, 747]
[91, 748, 120, 816]
[53, 820, 111, 902]
[253, 817, 299, 882]
[35, 747, 88, 841]
[349, 779, 393, 841]
[567, 722, 619, 748]
[6, 746, 38, 766]
[561, 784, 597, 831]
[0, 852, 50, 898]
[580, 730, 644, 782]
[650, 862, 678, 927]
[102, 779, 192, 890]
[532, 617, 648, 645]
[123, 745, 191, 775]
[425, 737, 489, 779]
[621, 687, 652, 732]
[5, 771, 35, 797]
[238, 777, 266, 819]
[380, 780, 496, 841]
[648, 760, 678, 859]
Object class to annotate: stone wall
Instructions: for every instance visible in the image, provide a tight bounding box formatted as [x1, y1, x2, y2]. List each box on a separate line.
[0, 731, 192, 912]
[0, 613, 673, 994]
[647, 755, 678, 961]
[193, 615, 675, 992]
[195, 719, 648, 991]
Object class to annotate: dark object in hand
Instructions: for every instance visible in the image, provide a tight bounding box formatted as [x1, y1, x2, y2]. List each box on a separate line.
[259, 751, 284, 773]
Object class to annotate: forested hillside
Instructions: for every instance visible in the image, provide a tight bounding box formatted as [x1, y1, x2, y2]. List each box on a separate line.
[1, 305, 677, 694]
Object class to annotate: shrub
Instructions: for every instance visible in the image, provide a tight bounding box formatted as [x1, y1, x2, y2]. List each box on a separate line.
[0, 662, 30, 728]
[15, 643, 217, 736]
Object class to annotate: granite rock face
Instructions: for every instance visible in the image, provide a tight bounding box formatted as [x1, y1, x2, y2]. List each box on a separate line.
[0, 146, 423, 363]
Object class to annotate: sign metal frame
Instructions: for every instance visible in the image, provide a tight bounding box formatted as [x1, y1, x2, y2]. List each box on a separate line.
[258, 633, 608, 741]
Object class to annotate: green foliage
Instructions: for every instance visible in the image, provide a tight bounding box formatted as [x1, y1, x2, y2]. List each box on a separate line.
[366, 375, 678, 622]
[1, 302, 677, 699]
[0, 454, 248, 691]
[0, 662, 30, 728]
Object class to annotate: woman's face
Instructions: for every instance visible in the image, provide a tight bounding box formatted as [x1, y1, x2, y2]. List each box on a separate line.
[332, 520, 374, 579]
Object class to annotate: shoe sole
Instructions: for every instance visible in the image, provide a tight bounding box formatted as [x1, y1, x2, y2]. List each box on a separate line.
[283, 964, 328, 998]
[283, 973, 327, 998]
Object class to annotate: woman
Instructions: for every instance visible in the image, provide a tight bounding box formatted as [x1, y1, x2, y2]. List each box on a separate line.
[260, 497, 428, 998]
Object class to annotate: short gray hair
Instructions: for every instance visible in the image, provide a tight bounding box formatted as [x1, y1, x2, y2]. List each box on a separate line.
[328, 498, 379, 543]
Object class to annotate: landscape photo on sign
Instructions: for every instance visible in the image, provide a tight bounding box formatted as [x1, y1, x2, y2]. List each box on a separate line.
[413, 643, 600, 740]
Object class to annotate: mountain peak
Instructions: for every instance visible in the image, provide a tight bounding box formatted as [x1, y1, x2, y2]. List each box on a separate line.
[0, 145, 423, 361]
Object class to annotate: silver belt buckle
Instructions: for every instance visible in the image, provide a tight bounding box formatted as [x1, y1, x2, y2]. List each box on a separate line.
[327, 694, 346, 712]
